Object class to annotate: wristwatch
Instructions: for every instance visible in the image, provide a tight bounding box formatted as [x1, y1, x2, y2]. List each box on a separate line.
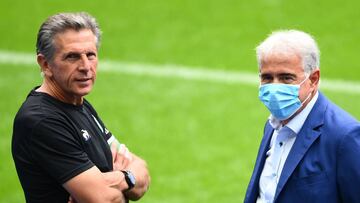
[121, 170, 136, 191]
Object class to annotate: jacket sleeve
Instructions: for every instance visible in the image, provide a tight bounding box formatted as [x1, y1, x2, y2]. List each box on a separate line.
[337, 124, 360, 202]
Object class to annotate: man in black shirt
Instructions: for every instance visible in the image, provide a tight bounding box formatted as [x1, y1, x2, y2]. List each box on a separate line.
[12, 12, 150, 203]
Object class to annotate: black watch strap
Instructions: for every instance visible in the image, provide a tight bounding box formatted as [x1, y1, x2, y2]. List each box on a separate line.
[121, 170, 136, 191]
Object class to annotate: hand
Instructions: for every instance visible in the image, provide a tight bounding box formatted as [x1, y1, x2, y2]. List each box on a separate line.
[110, 141, 133, 171]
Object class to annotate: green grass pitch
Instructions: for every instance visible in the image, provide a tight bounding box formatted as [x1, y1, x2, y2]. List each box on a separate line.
[1, 0, 360, 202]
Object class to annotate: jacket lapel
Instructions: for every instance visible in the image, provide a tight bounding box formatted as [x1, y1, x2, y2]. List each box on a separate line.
[245, 122, 274, 202]
[273, 92, 327, 201]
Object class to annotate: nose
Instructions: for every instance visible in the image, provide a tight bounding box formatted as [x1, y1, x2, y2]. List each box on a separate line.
[78, 54, 91, 72]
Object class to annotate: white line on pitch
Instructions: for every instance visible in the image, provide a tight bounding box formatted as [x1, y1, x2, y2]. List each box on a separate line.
[0, 50, 359, 94]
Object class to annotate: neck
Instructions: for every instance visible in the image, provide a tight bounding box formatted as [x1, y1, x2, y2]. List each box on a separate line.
[37, 79, 83, 106]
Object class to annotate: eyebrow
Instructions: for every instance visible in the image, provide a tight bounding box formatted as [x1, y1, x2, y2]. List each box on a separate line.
[62, 51, 97, 60]
[260, 73, 296, 77]
[62, 51, 80, 58]
[278, 73, 297, 78]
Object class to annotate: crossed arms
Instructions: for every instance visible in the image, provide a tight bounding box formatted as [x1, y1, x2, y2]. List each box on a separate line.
[63, 140, 150, 203]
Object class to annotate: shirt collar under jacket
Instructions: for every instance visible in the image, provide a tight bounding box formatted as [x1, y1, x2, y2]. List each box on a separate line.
[268, 91, 319, 133]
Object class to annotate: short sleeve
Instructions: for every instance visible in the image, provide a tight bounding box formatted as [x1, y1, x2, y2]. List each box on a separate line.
[30, 116, 94, 184]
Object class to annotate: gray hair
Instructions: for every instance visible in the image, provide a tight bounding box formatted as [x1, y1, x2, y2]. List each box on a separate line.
[256, 30, 320, 74]
[36, 12, 101, 61]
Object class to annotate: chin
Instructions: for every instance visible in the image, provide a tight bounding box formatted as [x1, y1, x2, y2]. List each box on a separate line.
[76, 87, 93, 96]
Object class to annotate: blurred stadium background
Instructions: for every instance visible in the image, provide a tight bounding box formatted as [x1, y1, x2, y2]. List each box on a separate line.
[1, 0, 360, 202]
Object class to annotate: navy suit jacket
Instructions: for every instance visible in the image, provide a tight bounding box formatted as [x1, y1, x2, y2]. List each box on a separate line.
[244, 92, 360, 203]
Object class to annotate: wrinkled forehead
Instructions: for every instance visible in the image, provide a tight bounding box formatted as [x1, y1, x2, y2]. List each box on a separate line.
[52, 29, 97, 51]
[259, 52, 304, 70]
[259, 52, 306, 78]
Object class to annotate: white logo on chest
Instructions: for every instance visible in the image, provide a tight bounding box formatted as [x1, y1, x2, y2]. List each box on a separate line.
[81, 129, 91, 141]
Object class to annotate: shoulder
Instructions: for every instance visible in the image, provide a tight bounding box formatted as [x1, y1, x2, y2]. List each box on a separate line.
[13, 91, 82, 143]
[315, 92, 358, 129]
[14, 92, 67, 129]
[316, 93, 360, 150]
[322, 95, 359, 130]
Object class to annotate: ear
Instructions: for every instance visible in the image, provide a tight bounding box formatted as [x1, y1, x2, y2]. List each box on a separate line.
[37, 54, 53, 77]
[309, 69, 320, 88]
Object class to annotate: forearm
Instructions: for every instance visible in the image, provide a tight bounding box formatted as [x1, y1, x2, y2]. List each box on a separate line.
[124, 155, 150, 200]
[102, 159, 150, 201]
[102, 170, 129, 191]
[64, 167, 127, 203]
[109, 138, 150, 200]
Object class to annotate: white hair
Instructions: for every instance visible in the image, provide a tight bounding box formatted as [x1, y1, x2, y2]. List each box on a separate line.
[256, 30, 320, 74]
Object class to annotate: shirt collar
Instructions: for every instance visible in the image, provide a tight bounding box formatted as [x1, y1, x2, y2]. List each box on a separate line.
[269, 91, 319, 133]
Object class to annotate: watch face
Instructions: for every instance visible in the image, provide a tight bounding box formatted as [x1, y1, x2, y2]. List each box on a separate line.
[128, 171, 136, 185]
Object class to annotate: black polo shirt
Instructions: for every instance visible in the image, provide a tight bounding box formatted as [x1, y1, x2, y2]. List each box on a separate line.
[12, 88, 114, 203]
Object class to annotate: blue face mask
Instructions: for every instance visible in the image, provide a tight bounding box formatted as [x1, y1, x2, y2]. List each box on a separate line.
[258, 77, 310, 120]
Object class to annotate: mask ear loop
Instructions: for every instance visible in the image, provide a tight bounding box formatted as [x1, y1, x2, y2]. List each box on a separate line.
[298, 74, 310, 86]
[299, 73, 313, 105]
[301, 91, 312, 105]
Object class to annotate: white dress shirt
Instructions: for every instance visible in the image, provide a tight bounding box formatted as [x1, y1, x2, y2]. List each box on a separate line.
[257, 92, 319, 203]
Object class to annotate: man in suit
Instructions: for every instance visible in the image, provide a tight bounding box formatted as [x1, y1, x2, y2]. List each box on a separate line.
[244, 30, 360, 203]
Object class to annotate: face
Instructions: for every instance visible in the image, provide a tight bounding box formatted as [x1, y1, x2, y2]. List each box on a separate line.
[259, 53, 319, 105]
[42, 29, 98, 104]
